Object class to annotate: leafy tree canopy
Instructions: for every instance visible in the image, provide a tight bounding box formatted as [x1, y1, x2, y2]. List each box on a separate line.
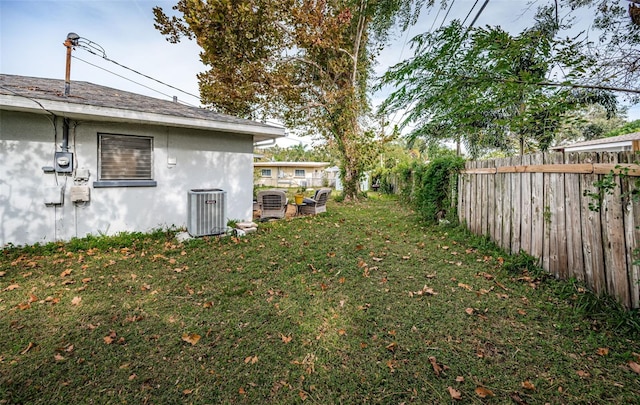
[378, 1, 633, 157]
[154, 0, 438, 200]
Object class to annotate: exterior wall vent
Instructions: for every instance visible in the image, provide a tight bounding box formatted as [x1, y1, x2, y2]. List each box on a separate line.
[187, 189, 227, 237]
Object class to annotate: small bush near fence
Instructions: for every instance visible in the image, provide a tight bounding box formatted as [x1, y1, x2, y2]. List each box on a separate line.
[373, 156, 465, 223]
[414, 156, 466, 222]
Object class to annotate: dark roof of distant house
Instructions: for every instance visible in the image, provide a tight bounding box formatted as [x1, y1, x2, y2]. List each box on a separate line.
[0, 74, 284, 140]
[552, 132, 640, 151]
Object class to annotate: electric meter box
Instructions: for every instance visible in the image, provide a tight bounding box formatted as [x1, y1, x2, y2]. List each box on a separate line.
[70, 185, 90, 202]
[54, 151, 74, 173]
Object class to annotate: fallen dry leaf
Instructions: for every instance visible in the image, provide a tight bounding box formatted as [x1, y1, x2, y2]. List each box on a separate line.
[409, 285, 437, 297]
[60, 269, 72, 278]
[183, 389, 193, 395]
[596, 347, 609, 356]
[475, 387, 495, 398]
[455, 376, 465, 382]
[458, 283, 473, 291]
[4, 284, 20, 291]
[510, 392, 526, 404]
[576, 370, 590, 378]
[465, 308, 474, 315]
[447, 386, 462, 400]
[54, 353, 65, 361]
[17, 302, 31, 310]
[629, 361, 640, 374]
[244, 355, 259, 364]
[28, 294, 38, 303]
[522, 380, 535, 391]
[429, 356, 443, 377]
[71, 296, 82, 306]
[280, 334, 292, 344]
[182, 333, 201, 346]
[299, 390, 308, 400]
[104, 331, 117, 345]
[203, 301, 213, 309]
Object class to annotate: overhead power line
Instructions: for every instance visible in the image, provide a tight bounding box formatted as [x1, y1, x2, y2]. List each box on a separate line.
[461, 0, 481, 26]
[72, 55, 199, 107]
[77, 43, 201, 102]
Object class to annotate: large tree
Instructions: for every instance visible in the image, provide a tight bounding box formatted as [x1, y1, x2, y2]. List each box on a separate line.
[154, 0, 433, 200]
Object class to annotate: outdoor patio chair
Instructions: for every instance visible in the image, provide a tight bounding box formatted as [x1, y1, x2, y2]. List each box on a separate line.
[300, 188, 332, 215]
[257, 189, 288, 219]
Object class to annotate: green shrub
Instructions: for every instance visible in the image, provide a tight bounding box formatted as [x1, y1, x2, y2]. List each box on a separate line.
[413, 155, 465, 223]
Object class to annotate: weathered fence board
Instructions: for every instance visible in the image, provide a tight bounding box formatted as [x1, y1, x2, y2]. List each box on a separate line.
[495, 160, 504, 248]
[502, 158, 512, 252]
[621, 153, 640, 309]
[511, 156, 522, 254]
[520, 154, 532, 255]
[601, 153, 630, 307]
[460, 152, 640, 308]
[487, 159, 496, 243]
[543, 153, 553, 274]
[530, 153, 545, 264]
[481, 160, 489, 237]
[565, 152, 585, 281]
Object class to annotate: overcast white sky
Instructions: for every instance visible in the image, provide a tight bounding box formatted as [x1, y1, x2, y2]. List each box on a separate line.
[1, 0, 638, 147]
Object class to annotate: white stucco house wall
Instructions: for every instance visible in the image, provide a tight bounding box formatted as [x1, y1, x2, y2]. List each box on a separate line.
[0, 74, 285, 247]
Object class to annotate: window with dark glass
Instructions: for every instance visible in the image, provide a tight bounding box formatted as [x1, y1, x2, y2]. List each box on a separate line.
[94, 133, 156, 187]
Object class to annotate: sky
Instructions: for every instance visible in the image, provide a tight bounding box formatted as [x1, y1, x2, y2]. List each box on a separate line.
[1, 0, 638, 148]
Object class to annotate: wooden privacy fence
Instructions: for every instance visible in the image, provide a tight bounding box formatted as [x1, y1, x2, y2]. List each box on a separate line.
[458, 152, 640, 309]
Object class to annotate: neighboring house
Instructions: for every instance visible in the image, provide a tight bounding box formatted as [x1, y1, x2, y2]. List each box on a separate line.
[551, 132, 640, 153]
[0, 74, 284, 246]
[254, 161, 332, 188]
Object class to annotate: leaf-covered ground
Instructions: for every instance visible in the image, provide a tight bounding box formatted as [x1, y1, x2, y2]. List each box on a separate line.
[1, 196, 639, 403]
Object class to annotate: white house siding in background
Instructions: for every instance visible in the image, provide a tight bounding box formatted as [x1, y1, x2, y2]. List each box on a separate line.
[0, 110, 254, 246]
[254, 161, 331, 188]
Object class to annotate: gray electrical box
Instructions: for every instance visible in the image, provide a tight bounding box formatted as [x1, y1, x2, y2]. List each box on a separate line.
[43, 186, 64, 206]
[75, 168, 90, 181]
[54, 151, 73, 173]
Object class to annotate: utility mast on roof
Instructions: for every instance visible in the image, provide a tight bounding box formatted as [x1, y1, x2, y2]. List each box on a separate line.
[63, 32, 80, 97]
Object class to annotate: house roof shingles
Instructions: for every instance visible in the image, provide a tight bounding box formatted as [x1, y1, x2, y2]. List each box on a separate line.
[0, 74, 284, 140]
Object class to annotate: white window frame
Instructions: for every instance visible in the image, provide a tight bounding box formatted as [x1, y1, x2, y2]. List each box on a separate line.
[261, 169, 272, 177]
[294, 169, 305, 177]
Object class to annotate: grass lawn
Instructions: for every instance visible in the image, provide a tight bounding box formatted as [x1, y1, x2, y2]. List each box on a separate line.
[1, 196, 639, 404]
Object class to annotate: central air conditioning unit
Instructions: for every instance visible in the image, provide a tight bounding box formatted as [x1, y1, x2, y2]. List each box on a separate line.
[187, 189, 227, 237]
